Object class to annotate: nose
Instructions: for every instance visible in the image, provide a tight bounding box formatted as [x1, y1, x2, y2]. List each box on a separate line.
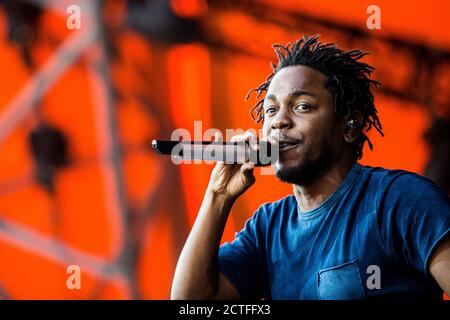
[270, 107, 293, 130]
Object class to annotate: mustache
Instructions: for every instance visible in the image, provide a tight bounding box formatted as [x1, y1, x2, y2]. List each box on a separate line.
[269, 132, 302, 145]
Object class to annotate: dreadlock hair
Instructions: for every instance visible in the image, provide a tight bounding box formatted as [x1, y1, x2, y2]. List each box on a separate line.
[246, 34, 384, 160]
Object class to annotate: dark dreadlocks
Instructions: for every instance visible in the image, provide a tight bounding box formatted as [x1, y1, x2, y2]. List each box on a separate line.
[246, 34, 384, 160]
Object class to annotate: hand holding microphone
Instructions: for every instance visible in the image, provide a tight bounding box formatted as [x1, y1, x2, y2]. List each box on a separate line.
[152, 131, 279, 200]
[208, 131, 258, 200]
[149, 130, 262, 200]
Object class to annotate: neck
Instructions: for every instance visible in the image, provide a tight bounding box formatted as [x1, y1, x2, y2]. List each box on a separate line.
[293, 156, 356, 213]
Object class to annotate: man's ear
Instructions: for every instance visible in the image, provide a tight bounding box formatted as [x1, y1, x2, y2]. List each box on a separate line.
[343, 111, 363, 143]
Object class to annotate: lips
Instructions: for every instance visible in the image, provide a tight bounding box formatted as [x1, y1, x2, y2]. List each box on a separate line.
[275, 135, 302, 152]
[279, 142, 300, 152]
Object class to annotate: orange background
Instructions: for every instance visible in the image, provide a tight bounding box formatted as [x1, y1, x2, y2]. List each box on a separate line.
[0, 0, 448, 299]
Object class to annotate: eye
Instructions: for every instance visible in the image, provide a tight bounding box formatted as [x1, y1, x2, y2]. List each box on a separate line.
[265, 106, 277, 116]
[295, 103, 312, 112]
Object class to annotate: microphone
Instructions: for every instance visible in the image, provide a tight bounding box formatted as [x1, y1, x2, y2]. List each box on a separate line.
[151, 140, 277, 166]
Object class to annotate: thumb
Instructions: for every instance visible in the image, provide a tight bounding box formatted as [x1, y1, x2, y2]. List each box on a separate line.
[240, 162, 256, 183]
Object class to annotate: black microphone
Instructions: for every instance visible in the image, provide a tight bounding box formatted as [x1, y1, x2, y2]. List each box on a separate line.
[151, 140, 277, 166]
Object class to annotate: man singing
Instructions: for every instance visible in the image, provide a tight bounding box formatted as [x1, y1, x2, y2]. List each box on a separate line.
[171, 35, 450, 299]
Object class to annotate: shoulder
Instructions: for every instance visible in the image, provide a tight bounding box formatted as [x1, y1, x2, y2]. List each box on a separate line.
[356, 164, 450, 220]
[356, 163, 422, 184]
[357, 164, 448, 203]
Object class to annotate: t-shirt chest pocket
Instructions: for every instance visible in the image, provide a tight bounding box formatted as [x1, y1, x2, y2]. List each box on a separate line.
[317, 259, 366, 300]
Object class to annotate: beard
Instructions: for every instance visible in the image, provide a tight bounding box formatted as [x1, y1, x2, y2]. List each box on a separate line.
[275, 136, 334, 186]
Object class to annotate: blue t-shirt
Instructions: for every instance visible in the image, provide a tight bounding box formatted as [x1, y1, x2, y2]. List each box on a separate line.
[218, 163, 450, 300]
